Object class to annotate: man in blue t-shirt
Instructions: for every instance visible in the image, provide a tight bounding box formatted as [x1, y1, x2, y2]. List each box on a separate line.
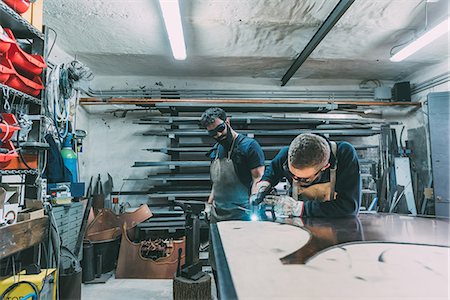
[200, 107, 265, 222]
[255, 133, 361, 218]
[201, 108, 265, 289]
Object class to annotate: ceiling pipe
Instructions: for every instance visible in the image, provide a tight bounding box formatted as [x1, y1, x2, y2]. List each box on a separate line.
[280, 0, 355, 86]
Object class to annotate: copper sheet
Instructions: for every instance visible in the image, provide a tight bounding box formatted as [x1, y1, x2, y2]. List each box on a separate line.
[86, 227, 121, 241]
[115, 224, 186, 279]
[86, 204, 152, 241]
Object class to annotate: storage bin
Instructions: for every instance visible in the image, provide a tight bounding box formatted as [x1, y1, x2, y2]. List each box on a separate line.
[0, 56, 15, 83]
[4, 28, 46, 77]
[3, 0, 30, 15]
[0, 26, 14, 54]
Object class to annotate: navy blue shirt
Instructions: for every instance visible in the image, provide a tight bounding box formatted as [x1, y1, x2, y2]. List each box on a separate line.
[262, 141, 361, 217]
[209, 134, 265, 193]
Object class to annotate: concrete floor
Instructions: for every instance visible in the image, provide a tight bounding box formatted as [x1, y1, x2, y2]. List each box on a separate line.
[82, 273, 217, 300]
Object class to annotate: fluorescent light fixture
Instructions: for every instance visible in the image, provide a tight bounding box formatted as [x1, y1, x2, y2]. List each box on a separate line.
[390, 16, 450, 62]
[159, 0, 186, 60]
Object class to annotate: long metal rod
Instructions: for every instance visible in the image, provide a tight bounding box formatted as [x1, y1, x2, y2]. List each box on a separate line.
[80, 97, 421, 106]
[280, 0, 355, 86]
[82, 87, 373, 99]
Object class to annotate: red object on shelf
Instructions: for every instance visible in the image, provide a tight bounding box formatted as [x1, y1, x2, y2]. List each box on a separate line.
[0, 56, 15, 83]
[0, 140, 20, 168]
[4, 28, 46, 77]
[2, 0, 30, 15]
[1, 57, 44, 96]
[0, 26, 15, 54]
[0, 113, 21, 169]
[0, 113, 21, 141]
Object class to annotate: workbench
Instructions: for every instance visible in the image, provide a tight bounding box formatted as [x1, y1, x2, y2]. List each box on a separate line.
[0, 216, 48, 259]
[211, 213, 449, 299]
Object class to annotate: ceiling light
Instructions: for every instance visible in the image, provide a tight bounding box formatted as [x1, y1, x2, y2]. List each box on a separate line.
[159, 0, 186, 60]
[390, 16, 449, 62]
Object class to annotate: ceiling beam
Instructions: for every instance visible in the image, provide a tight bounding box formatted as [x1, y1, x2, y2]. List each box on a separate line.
[280, 0, 355, 86]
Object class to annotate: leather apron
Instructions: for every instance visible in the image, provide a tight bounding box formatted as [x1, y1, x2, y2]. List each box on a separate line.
[292, 142, 338, 202]
[209, 135, 250, 271]
[210, 134, 250, 223]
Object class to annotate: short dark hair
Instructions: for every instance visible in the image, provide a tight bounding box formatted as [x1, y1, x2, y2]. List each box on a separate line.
[200, 107, 227, 128]
[288, 133, 330, 168]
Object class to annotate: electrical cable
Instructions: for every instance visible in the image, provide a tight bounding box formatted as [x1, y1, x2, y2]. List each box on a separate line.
[0, 281, 40, 300]
[46, 27, 58, 61]
[15, 130, 34, 170]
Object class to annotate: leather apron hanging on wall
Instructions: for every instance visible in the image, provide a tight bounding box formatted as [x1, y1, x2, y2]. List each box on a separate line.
[210, 134, 250, 223]
[292, 142, 338, 202]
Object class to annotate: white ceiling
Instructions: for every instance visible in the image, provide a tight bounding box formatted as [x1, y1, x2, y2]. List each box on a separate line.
[43, 0, 449, 83]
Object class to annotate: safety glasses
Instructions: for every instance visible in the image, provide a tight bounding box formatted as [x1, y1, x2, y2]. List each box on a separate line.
[207, 122, 226, 137]
[283, 161, 326, 184]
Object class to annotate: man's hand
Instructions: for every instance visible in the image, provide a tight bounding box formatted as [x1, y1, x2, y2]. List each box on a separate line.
[251, 181, 272, 205]
[204, 202, 212, 220]
[263, 195, 304, 217]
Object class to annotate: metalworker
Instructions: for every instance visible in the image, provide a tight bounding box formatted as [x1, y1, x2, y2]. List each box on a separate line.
[255, 133, 361, 217]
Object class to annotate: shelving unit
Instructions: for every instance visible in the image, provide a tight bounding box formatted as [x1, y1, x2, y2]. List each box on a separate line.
[0, 1, 44, 40]
[0, 0, 46, 189]
[130, 102, 393, 211]
[0, 0, 47, 271]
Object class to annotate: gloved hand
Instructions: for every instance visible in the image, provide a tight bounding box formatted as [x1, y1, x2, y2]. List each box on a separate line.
[263, 195, 304, 217]
[251, 181, 272, 205]
[204, 202, 212, 220]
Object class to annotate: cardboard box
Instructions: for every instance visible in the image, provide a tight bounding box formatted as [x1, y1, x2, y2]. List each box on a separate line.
[17, 207, 44, 221]
[0, 184, 20, 225]
[21, 0, 43, 32]
[17, 200, 44, 221]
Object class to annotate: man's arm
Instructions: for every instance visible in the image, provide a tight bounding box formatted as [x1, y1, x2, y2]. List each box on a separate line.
[302, 142, 361, 217]
[261, 147, 289, 187]
[208, 186, 214, 204]
[250, 166, 265, 194]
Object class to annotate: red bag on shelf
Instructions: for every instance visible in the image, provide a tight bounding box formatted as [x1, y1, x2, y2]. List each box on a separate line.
[0, 26, 15, 54]
[0, 56, 15, 83]
[4, 28, 46, 77]
[2, 0, 30, 15]
[1, 56, 44, 96]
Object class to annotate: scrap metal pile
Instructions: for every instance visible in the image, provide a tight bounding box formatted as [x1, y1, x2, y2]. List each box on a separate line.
[140, 238, 175, 260]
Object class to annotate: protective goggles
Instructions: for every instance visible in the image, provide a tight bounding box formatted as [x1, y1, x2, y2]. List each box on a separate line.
[283, 161, 324, 183]
[207, 122, 226, 137]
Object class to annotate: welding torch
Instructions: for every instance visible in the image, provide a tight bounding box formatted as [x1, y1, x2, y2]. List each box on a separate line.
[249, 182, 272, 221]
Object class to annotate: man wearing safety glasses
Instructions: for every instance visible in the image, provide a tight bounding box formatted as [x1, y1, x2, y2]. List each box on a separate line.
[201, 108, 265, 283]
[200, 107, 265, 222]
[254, 133, 361, 218]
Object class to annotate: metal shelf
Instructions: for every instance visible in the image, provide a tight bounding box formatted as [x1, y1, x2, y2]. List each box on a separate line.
[148, 191, 210, 199]
[0, 1, 44, 40]
[154, 102, 338, 112]
[138, 114, 390, 125]
[148, 174, 210, 181]
[135, 158, 374, 168]
[144, 144, 379, 153]
[143, 128, 381, 138]
[0, 83, 42, 105]
[0, 169, 38, 175]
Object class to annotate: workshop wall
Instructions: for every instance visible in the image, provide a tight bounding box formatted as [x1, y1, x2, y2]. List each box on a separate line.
[77, 109, 169, 207]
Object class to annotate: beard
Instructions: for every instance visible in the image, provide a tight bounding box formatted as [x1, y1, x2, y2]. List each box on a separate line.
[215, 124, 234, 150]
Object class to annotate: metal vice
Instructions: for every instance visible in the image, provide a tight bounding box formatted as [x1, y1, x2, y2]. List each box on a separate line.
[175, 200, 205, 281]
